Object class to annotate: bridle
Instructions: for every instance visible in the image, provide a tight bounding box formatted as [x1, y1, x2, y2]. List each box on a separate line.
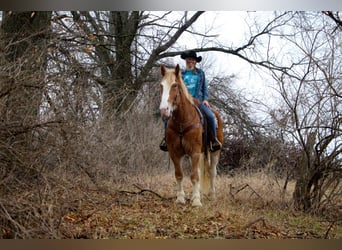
[167, 84, 203, 138]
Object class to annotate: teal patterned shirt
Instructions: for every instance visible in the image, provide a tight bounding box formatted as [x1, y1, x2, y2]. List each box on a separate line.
[181, 67, 208, 102]
[183, 69, 199, 97]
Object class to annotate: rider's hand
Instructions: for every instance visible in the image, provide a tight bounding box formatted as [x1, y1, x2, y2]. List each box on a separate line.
[203, 100, 210, 108]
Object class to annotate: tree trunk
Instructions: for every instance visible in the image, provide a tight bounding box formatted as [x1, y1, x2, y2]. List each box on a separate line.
[0, 11, 52, 183]
[103, 11, 141, 115]
[293, 155, 312, 211]
[293, 132, 316, 211]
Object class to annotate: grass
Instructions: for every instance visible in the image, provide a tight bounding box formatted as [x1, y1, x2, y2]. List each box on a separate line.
[58, 170, 341, 239]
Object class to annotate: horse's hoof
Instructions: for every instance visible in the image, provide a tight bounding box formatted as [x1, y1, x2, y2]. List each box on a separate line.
[176, 198, 186, 204]
[191, 199, 202, 207]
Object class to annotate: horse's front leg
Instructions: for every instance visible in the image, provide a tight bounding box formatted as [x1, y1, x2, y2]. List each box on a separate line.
[190, 153, 202, 207]
[172, 156, 185, 204]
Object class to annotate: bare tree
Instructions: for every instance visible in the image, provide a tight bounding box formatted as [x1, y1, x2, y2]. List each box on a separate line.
[269, 12, 341, 211]
[322, 11, 342, 32]
[0, 11, 52, 182]
[0, 11, 54, 238]
[49, 11, 206, 118]
[48, 11, 308, 120]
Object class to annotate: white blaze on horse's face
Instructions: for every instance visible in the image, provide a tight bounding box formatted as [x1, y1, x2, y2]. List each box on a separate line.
[159, 65, 180, 118]
[159, 78, 173, 117]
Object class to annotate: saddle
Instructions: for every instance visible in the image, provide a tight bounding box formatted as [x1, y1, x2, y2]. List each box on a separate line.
[160, 99, 219, 153]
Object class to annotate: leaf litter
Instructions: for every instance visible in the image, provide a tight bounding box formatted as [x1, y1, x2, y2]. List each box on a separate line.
[59, 181, 341, 239]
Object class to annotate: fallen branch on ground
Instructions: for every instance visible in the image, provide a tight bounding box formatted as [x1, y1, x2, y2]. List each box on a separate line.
[324, 217, 342, 239]
[117, 184, 173, 201]
[242, 216, 267, 230]
[236, 184, 263, 200]
[229, 183, 264, 203]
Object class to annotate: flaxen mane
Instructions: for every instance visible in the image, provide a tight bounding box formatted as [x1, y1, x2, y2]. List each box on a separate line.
[174, 69, 194, 106]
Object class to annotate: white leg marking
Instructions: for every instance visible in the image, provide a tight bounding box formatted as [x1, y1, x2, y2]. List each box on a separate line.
[176, 178, 186, 204]
[191, 182, 202, 207]
[209, 154, 219, 197]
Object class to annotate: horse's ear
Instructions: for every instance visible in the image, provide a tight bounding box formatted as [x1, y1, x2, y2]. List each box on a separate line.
[175, 64, 180, 77]
[161, 65, 166, 76]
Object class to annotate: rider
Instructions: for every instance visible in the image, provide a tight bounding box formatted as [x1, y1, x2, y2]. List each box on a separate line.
[160, 50, 222, 152]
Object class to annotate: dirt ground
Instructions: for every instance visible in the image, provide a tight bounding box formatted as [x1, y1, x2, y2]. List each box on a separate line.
[59, 173, 341, 239]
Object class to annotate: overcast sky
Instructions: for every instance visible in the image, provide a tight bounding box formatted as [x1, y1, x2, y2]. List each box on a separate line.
[169, 11, 277, 119]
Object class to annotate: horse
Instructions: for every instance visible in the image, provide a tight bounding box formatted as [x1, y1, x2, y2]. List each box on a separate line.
[159, 64, 224, 207]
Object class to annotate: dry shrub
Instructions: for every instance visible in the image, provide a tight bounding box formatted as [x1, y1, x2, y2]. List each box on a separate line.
[0, 106, 169, 238]
[217, 170, 295, 208]
[78, 112, 169, 185]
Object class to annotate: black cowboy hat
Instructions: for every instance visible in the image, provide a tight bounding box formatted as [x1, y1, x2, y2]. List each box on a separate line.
[180, 50, 202, 62]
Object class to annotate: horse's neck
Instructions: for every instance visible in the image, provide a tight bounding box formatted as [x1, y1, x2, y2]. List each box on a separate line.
[173, 94, 196, 123]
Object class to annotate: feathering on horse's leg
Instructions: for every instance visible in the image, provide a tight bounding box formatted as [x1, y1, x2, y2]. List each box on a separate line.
[173, 159, 185, 204]
[209, 152, 219, 198]
[176, 180, 186, 204]
[190, 153, 202, 207]
[191, 182, 202, 207]
[200, 152, 211, 195]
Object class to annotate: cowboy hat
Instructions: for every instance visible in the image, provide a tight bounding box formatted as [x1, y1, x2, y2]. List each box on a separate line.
[180, 50, 202, 62]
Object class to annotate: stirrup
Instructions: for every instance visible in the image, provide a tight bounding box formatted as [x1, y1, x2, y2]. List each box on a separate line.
[159, 138, 168, 152]
[210, 138, 222, 152]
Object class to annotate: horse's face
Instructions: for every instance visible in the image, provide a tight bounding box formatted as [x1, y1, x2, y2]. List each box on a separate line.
[159, 64, 181, 118]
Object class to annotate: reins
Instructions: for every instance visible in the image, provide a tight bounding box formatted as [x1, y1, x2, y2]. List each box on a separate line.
[168, 85, 202, 143]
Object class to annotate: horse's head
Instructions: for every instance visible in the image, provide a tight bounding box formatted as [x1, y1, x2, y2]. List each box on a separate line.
[159, 64, 182, 118]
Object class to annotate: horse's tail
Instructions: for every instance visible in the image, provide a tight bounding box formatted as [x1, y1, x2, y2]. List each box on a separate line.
[200, 150, 211, 195]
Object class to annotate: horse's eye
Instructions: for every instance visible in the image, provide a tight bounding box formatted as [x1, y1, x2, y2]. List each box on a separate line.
[171, 83, 178, 88]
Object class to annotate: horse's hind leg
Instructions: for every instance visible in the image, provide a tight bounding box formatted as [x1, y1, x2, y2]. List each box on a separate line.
[173, 158, 185, 204]
[209, 152, 219, 198]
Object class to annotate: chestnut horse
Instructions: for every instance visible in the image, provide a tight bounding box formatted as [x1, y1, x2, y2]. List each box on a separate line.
[159, 64, 223, 207]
